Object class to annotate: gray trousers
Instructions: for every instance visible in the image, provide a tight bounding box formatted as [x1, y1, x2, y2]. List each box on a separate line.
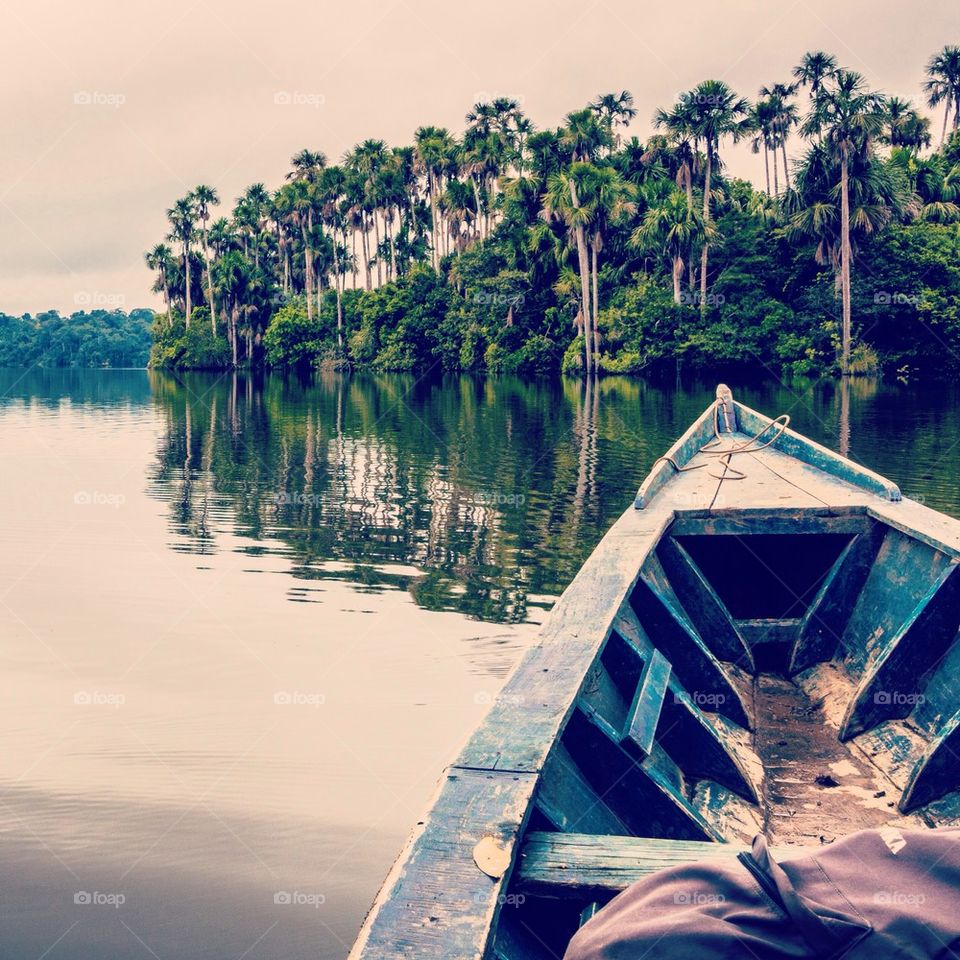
[565, 829, 960, 959]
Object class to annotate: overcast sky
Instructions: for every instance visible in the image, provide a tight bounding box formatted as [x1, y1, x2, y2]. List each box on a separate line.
[0, 0, 955, 315]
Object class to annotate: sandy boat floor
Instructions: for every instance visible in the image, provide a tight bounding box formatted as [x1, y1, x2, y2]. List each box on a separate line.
[752, 674, 923, 846]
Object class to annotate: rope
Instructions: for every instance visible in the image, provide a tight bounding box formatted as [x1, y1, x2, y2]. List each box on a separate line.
[652, 401, 791, 483]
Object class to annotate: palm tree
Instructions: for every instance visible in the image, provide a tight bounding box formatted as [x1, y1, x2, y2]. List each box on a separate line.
[144, 243, 176, 324]
[682, 80, 752, 309]
[923, 46, 960, 147]
[191, 185, 220, 334]
[749, 98, 777, 194]
[240, 183, 270, 269]
[542, 165, 595, 374]
[590, 91, 637, 150]
[803, 71, 887, 375]
[793, 52, 838, 103]
[166, 196, 196, 327]
[581, 166, 634, 351]
[632, 190, 715, 304]
[760, 83, 798, 190]
[883, 98, 932, 152]
[888, 149, 960, 222]
[319, 166, 348, 348]
[213, 251, 253, 366]
[561, 109, 612, 163]
[286, 150, 327, 317]
[414, 126, 455, 270]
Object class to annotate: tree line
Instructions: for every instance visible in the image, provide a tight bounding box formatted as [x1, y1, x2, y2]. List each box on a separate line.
[147, 47, 960, 380]
[0, 309, 153, 368]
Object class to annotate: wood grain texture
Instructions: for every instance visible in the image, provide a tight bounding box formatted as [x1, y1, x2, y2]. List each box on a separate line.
[349, 768, 537, 960]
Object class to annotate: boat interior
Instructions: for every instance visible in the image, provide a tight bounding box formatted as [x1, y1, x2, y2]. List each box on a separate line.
[492, 506, 960, 959]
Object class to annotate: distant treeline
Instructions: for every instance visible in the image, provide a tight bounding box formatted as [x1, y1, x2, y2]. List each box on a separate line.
[0, 310, 153, 368]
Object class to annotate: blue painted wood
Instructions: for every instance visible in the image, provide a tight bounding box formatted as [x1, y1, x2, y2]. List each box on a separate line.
[518, 832, 750, 896]
[455, 510, 673, 774]
[566, 706, 720, 841]
[349, 768, 536, 960]
[736, 619, 801, 648]
[669, 509, 872, 538]
[628, 576, 750, 728]
[609, 614, 758, 802]
[622, 649, 671, 755]
[790, 523, 887, 674]
[579, 903, 601, 927]
[839, 528, 952, 675]
[634, 402, 718, 509]
[536, 743, 630, 836]
[900, 707, 960, 811]
[841, 563, 960, 740]
[657, 536, 754, 669]
[734, 401, 901, 502]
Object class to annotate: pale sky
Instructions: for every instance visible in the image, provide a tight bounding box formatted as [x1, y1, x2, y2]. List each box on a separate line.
[1, 0, 955, 315]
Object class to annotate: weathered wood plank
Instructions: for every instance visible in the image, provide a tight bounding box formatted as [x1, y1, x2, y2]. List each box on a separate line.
[536, 743, 630, 836]
[735, 401, 901, 502]
[790, 524, 887, 674]
[634, 402, 720, 509]
[627, 578, 750, 728]
[840, 563, 960, 739]
[900, 707, 960, 812]
[656, 536, 753, 668]
[622, 648, 671, 755]
[455, 507, 676, 773]
[839, 528, 952, 675]
[349, 768, 537, 960]
[517, 832, 801, 896]
[669, 510, 871, 537]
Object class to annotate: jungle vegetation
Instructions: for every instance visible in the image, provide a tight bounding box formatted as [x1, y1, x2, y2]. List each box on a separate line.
[0, 309, 153, 368]
[146, 47, 960, 381]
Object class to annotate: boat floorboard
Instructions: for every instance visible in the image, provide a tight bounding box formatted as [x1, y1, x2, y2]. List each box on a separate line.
[751, 674, 926, 844]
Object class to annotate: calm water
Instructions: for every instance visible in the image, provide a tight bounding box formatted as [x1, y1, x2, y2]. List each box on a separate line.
[1, 369, 958, 959]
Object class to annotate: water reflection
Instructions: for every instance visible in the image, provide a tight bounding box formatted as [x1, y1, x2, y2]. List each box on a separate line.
[147, 371, 716, 623]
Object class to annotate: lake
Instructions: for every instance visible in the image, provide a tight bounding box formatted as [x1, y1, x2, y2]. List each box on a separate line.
[1, 369, 958, 959]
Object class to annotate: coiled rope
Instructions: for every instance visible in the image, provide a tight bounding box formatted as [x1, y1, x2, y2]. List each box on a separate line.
[653, 400, 791, 483]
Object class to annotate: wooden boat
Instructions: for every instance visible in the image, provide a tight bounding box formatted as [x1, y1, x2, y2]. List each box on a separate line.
[350, 386, 960, 960]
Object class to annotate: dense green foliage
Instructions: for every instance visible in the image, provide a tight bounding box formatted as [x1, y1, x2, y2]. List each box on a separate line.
[0, 309, 153, 368]
[147, 47, 960, 380]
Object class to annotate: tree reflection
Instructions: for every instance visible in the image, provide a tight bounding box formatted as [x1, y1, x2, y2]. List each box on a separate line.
[147, 372, 715, 622]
